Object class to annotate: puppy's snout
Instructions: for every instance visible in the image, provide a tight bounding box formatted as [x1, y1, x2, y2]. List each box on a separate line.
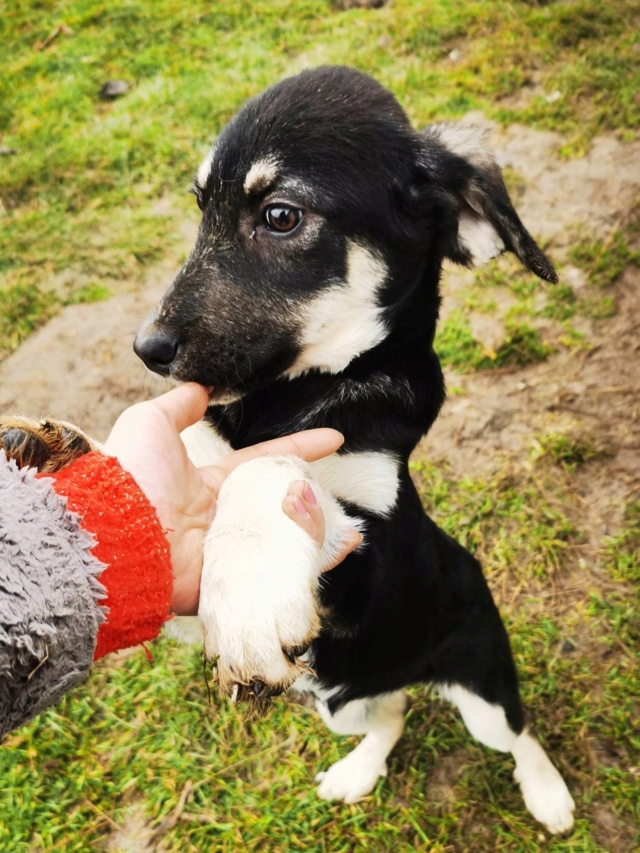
[133, 329, 180, 375]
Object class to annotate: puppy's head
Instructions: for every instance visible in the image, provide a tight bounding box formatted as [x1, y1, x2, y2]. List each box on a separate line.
[135, 66, 555, 398]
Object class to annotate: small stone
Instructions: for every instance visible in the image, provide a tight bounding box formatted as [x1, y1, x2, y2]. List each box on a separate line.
[99, 80, 130, 99]
[448, 48, 462, 62]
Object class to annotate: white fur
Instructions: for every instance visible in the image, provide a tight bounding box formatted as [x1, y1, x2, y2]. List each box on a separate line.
[427, 122, 506, 267]
[315, 691, 407, 803]
[439, 684, 575, 833]
[196, 146, 217, 189]
[198, 455, 356, 690]
[438, 683, 516, 751]
[512, 730, 576, 834]
[458, 215, 505, 266]
[167, 421, 364, 663]
[244, 156, 280, 194]
[180, 419, 232, 466]
[286, 241, 389, 377]
[164, 421, 233, 645]
[311, 451, 399, 517]
[427, 122, 493, 168]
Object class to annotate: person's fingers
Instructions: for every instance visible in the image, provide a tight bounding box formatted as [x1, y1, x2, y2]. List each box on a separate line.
[152, 383, 211, 434]
[282, 480, 362, 571]
[282, 480, 325, 547]
[209, 428, 344, 478]
[322, 528, 363, 572]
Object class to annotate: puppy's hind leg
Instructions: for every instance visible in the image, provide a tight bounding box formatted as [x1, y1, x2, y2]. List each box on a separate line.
[439, 683, 575, 834]
[315, 691, 408, 803]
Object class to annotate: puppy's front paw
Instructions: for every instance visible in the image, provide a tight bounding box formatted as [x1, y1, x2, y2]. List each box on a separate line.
[0, 416, 96, 473]
[514, 762, 575, 834]
[513, 731, 575, 834]
[198, 455, 353, 704]
[316, 754, 387, 804]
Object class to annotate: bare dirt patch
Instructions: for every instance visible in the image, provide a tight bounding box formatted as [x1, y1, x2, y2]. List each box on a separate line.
[424, 120, 640, 535]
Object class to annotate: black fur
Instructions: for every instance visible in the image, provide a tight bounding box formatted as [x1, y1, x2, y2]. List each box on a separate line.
[136, 66, 557, 733]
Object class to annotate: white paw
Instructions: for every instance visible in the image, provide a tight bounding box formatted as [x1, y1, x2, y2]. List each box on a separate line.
[315, 753, 387, 804]
[198, 455, 353, 699]
[514, 759, 575, 834]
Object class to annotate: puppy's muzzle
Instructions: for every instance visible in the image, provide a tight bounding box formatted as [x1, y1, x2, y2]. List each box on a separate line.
[134, 328, 180, 376]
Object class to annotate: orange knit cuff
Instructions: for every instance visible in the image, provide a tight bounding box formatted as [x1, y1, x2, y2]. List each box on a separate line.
[47, 452, 173, 659]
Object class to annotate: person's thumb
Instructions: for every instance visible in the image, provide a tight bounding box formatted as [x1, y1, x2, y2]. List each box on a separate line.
[153, 383, 210, 433]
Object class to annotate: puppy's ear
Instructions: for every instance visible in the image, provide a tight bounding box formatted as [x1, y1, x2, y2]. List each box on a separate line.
[422, 122, 557, 283]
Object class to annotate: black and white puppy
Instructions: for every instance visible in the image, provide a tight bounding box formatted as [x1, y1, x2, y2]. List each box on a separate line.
[134, 66, 575, 833]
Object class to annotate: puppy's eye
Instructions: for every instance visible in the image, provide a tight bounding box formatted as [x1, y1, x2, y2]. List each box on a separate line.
[263, 205, 303, 234]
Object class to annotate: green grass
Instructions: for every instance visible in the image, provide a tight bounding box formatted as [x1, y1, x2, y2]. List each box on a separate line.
[570, 228, 640, 290]
[1, 0, 639, 355]
[2, 458, 638, 851]
[531, 432, 604, 473]
[435, 310, 553, 372]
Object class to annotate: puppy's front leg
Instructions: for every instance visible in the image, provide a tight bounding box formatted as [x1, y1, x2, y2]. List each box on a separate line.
[198, 455, 355, 701]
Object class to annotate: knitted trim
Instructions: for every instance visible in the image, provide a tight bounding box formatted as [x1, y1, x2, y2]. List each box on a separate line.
[48, 453, 173, 659]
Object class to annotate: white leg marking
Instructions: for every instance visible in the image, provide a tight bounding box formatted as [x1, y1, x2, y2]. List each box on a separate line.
[170, 422, 360, 698]
[198, 455, 356, 694]
[315, 691, 407, 803]
[512, 729, 575, 834]
[438, 683, 517, 752]
[440, 684, 575, 833]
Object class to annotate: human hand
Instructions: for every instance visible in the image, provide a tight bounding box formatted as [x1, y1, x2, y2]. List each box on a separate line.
[104, 383, 361, 615]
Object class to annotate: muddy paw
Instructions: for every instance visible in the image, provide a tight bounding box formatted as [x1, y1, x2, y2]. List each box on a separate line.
[0, 415, 97, 473]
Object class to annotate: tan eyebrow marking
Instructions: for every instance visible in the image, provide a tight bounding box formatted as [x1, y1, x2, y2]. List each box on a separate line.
[243, 156, 280, 195]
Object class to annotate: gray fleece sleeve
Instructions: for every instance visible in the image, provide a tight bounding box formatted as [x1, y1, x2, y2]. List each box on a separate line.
[0, 452, 106, 738]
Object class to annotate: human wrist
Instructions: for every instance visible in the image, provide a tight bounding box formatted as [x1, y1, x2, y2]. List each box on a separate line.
[46, 452, 174, 658]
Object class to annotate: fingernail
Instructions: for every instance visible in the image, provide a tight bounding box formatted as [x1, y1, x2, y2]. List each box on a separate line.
[294, 496, 310, 518]
[303, 481, 318, 506]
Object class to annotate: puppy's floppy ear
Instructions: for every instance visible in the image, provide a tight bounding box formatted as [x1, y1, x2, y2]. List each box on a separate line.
[422, 122, 557, 283]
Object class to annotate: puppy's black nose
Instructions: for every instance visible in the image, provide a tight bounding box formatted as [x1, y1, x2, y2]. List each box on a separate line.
[133, 330, 179, 375]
